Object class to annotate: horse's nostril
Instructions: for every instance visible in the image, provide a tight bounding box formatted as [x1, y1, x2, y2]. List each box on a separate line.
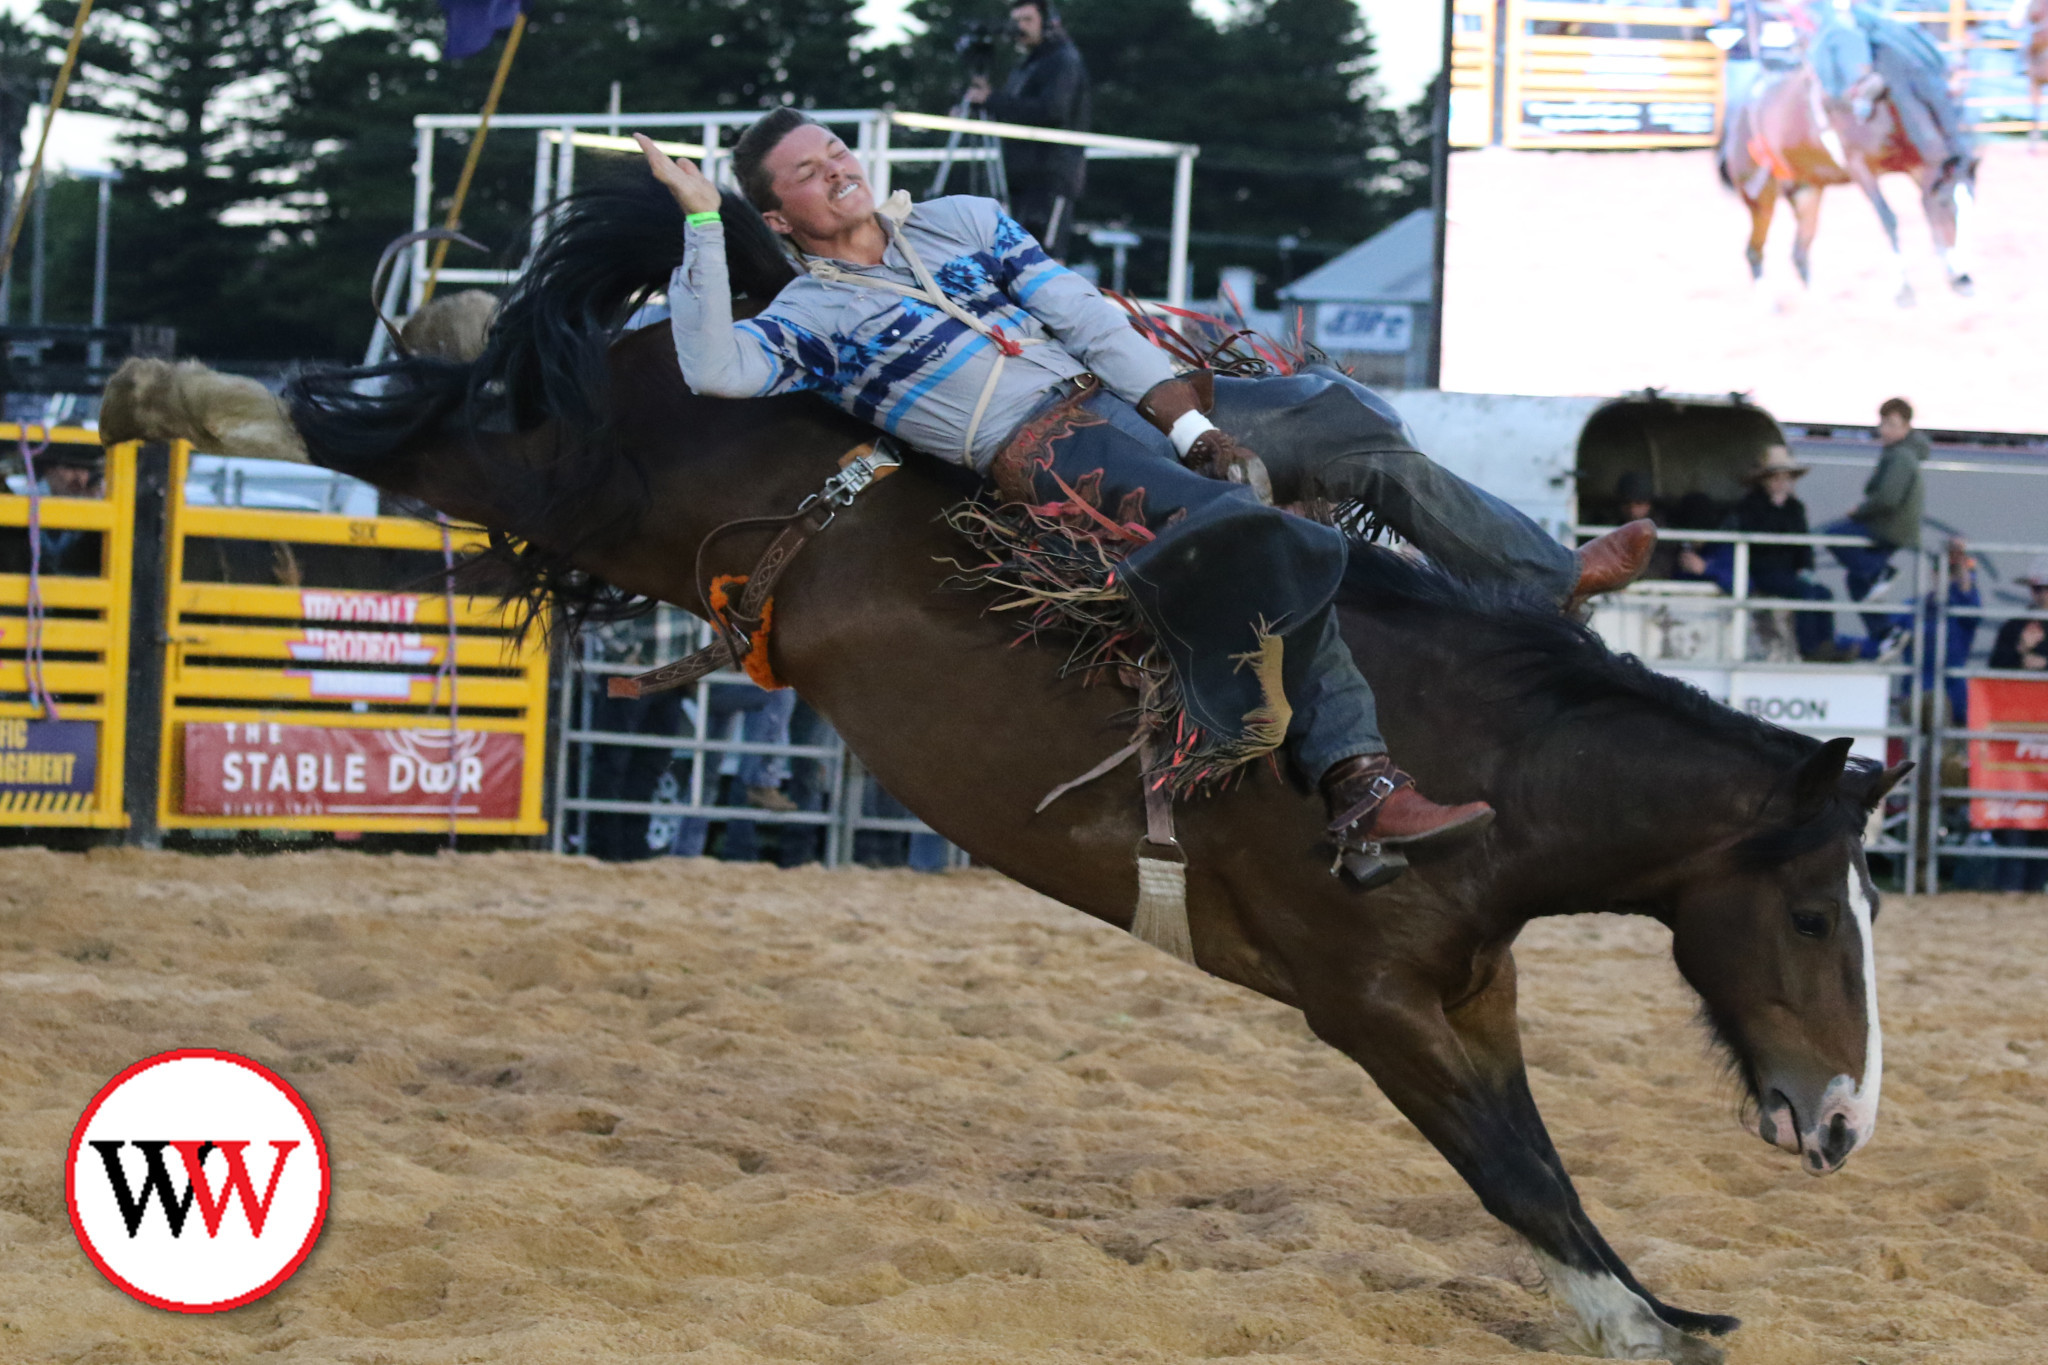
[1821, 1113, 1855, 1166]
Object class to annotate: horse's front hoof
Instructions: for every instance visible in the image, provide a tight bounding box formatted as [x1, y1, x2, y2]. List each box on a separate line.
[1950, 273, 1974, 296]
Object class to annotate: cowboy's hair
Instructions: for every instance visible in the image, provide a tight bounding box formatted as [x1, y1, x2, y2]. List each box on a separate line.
[733, 106, 814, 214]
[1879, 396, 1913, 424]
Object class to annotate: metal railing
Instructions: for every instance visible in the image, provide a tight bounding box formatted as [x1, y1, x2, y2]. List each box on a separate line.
[549, 604, 958, 867]
[1577, 524, 1926, 884]
[1926, 538, 2048, 891]
[371, 107, 1200, 363]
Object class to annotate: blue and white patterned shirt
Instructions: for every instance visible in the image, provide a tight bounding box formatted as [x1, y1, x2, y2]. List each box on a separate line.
[668, 195, 1176, 470]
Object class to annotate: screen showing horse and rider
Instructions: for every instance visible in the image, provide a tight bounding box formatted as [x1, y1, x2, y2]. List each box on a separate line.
[1441, 0, 2046, 433]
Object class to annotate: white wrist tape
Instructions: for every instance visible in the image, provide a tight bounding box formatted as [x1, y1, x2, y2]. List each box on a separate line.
[1168, 410, 1216, 458]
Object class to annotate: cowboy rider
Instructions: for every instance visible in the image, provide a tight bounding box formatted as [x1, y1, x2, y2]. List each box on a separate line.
[1807, 0, 1970, 183]
[637, 111, 1655, 888]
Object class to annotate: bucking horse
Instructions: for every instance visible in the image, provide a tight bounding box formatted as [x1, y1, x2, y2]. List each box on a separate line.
[1719, 61, 1978, 305]
[102, 174, 1909, 1362]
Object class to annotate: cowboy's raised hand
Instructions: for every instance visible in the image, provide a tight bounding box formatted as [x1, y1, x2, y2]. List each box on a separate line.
[635, 133, 721, 216]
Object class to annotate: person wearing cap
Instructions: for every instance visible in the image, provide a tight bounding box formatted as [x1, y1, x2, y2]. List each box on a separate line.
[1983, 554, 2048, 891]
[1722, 444, 1843, 660]
[33, 446, 105, 575]
[1990, 557, 2048, 673]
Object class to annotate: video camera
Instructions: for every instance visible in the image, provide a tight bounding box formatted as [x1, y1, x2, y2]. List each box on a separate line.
[953, 20, 1002, 78]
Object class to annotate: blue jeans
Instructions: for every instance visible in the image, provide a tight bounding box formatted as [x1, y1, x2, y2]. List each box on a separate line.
[998, 378, 1580, 779]
[1751, 569, 1838, 659]
[1822, 517, 1901, 643]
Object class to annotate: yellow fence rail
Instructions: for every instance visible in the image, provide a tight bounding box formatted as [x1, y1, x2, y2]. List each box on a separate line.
[0, 425, 133, 827]
[157, 443, 550, 835]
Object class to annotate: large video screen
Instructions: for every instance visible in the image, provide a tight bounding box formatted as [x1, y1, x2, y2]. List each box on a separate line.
[1440, 0, 2044, 434]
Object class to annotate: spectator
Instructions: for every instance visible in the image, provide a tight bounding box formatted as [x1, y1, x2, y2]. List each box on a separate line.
[968, 0, 1090, 259]
[33, 448, 106, 575]
[1823, 396, 1927, 649]
[1990, 556, 2048, 673]
[1929, 538, 1983, 722]
[1610, 471, 1687, 580]
[1722, 445, 1842, 660]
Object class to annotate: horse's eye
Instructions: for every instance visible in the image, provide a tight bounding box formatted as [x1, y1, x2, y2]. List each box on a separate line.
[1791, 913, 1829, 939]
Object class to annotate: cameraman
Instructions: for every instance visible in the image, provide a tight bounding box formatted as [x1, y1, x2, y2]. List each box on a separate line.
[967, 1, 1090, 259]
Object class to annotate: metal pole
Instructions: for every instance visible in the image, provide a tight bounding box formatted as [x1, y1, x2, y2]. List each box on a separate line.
[607, 80, 621, 136]
[529, 127, 554, 257]
[87, 173, 110, 369]
[90, 175, 109, 325]
[1167, 148, 1194, 309]
[869, 113, 891, 201]
[1730, 540, 1751, 664]
[405, 122, 436, 317]
[29, 170, 46, 325]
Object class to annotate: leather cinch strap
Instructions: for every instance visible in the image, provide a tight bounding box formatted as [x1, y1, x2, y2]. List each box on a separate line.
[607, 441, 899, 699]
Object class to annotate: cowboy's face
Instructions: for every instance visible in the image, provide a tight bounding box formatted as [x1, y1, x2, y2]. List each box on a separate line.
[1763, 469, 1797, 504]
[759, 124, 873, 242]
[1623, 499, 1653, 523]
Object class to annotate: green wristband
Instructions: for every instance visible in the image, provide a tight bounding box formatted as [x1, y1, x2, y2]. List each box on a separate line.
[685, 210, 721, 227]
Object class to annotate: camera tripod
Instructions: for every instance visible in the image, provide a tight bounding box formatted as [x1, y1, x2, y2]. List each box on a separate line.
[928, 92, 1011, 205]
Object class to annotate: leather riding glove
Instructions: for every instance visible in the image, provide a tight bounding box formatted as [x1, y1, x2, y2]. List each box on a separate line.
[1136, 373, 1274, 505]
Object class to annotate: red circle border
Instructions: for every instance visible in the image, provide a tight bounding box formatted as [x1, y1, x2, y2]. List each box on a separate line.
[65, 1047, 332, 1313]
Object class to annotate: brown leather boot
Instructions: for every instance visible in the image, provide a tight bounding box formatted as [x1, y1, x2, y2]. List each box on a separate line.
[1322, 754, 1495, 853]
[1566, 518, 1658, 613]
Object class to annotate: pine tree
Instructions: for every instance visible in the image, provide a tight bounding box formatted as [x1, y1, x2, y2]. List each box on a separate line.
[41, 0, 320, 356]
[875, 0, 1428, 303]
[268, 0, 884, 362]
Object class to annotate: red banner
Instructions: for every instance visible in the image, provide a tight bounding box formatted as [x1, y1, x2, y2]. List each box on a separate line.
[1968, 679, 2048, 831]
[183, 723, 523, 820]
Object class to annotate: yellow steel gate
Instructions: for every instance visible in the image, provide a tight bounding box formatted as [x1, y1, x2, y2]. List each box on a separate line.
[0, 426, 135, 826]
[156, 443, 549, 835]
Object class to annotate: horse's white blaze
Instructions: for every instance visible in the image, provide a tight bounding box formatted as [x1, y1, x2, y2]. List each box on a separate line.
[1841, 862, 1883, 1145]
[1536, 1253, 1695, 1360]
[1801, 863, 1884, 1170]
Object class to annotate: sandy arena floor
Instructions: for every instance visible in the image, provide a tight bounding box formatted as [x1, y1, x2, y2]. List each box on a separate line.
[1441, 141, 2048, 432]
[2, 849, 2047, 1362]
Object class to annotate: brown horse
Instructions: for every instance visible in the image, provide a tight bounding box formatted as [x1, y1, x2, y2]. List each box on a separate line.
[103, 178, 1912, 1361]
[1719, 63, 1978, 305]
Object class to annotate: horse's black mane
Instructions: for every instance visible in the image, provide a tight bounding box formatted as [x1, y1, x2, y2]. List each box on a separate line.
[286, 173, 798, 631]
[1339, 542, 1881, 858]
[1339, 542, 1815, 754]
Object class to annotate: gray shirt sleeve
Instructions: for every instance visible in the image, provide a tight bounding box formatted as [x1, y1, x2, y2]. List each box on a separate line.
[982, 204, 1176, 405]
[668, 221, 820, 399]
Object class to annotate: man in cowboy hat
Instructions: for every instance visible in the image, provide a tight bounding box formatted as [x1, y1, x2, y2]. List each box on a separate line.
[1725, 444, 1844, 660]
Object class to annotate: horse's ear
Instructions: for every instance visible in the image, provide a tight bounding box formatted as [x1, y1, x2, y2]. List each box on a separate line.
[1852, 760, 1914, 812]
[1791, 737, 1855, 823]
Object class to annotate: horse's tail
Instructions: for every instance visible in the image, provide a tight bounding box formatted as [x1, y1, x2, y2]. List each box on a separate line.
[285, 178, 792, 476]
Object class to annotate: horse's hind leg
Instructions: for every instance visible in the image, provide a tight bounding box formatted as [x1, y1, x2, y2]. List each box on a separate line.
[1745, 179, 1778, 282]
[1926, 172, 1975, 295]
[1847, 162, 1914, 306]
[1787, 183, 1819, 286]
[1296, 948, 1732, 1361]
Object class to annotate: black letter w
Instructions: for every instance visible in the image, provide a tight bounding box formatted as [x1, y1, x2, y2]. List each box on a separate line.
[91, 1140, 205, 1237]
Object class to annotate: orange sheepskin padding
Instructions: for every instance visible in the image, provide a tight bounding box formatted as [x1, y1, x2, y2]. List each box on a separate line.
[706, 574, 787, 691]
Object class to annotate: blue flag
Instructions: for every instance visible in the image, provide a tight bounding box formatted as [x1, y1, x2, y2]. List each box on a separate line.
[439, 0, 525, 59]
